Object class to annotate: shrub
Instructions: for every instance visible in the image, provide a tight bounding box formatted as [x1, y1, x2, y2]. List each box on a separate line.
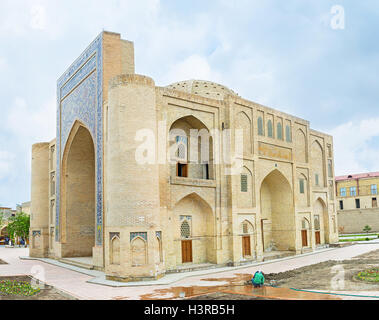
[0, 280, 40, 296]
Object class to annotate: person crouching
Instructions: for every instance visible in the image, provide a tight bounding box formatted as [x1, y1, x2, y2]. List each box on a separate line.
[251, 270, 265, 288]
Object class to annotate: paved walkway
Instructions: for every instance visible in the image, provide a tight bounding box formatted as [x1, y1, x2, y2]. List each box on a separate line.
[1, 244, 379, 300]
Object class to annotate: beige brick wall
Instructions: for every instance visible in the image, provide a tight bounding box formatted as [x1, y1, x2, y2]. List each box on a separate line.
[30, 31, 339, 281]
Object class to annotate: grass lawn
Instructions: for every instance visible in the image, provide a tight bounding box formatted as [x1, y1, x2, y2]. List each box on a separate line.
[339, 237, 378, 242]
[340, 233, 379, 237]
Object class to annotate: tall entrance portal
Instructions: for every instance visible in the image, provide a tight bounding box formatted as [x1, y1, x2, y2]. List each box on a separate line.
[60, 124, 96, 257]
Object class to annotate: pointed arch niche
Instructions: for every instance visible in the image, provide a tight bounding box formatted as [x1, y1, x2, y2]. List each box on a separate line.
[60, 121, 96, 257]
[172, 193, 215, 265]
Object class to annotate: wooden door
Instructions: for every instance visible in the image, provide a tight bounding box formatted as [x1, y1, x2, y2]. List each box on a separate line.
[181, 240, 193, 263]
[315, 231, 321, 245]
[242, 236, 251, 257]
[301, 230, 308, 247]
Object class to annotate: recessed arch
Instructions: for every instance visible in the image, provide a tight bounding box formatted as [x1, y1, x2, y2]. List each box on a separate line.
[169, 115, 214, 180]
[241, 220, 255, 234]
[295, 129, 307, 163]
[236, 111, 252, 155]
[172, 192, 215, 264]
[169, 114, 211, 133]
[260, 169, 292, 190]
[110, 235, 120, 265]
[260, 169, 295, 252]
[131, 236, 147, 266]
[314, 197, 329, 243]
[155, 236, 163, 264]
[60, 121, 96, 257]
[311, 140, 325, 187]
[267, 120, 273, 138]
[277, 122, 283, 140]
[239, 166, 254, 208]
[301, 217, 310, 230]
[174, 192, 214, 213]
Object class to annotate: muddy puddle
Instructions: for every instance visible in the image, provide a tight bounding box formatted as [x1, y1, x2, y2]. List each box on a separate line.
[139, 273, 340, 300]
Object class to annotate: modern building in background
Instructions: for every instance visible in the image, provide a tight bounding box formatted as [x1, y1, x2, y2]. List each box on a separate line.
[16, 201, 31, 215]
[336, 172, 379, 233]
[30, 31, 339, 282]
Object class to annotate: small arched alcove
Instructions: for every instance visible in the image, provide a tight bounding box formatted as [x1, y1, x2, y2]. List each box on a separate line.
[169, 115, 214, 180]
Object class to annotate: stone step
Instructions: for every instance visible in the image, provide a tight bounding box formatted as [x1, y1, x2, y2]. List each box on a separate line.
[329, 242, 353, 248]
[166, 263, 219, 274]
[59, 258, 94, 270]
[263, 252, 295, 262]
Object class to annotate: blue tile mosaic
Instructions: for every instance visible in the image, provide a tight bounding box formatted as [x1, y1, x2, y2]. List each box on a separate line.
[130, 232, 148, 242]
[56, 33, 104, 245]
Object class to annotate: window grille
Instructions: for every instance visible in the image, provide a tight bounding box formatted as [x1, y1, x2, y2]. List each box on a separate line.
[258, 117, 264, 136]
[180, 220, 191, 239]
[176, 136, 187, 161]
[314, 215, 320, 230]
[241, 174, 248, 192]
[299, 179, 305, 194]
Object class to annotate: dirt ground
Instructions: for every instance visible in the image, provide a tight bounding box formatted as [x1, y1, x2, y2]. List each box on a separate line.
[0, 276, 77, 300]
[189, 292, 276, 300]
[264, 249, 379, 292]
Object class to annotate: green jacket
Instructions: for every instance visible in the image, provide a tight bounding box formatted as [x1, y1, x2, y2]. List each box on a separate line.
[253, 272, 265, 285]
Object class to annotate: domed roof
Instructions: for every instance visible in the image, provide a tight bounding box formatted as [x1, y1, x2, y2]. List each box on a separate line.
[166, 80, 238, 100]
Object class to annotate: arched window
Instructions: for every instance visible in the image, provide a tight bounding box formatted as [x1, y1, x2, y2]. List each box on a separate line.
[267, 120, 273, 138]
[176, 136, 188, 161]
[286, 125, 292, 142]
[110, 235, 120, 265]
[299, 178, 305, 194]
[302, 218, 310, 230]
[258, 117, 264, 136]
[180, 220, 191, 239]
[277, 123, 283, 140]
[314, 215, 320, 231]
[241, 174, 248, 192]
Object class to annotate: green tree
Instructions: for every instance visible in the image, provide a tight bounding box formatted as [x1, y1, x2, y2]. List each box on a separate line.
[363, 225, 372, 234]
[7, 212, 30, 245]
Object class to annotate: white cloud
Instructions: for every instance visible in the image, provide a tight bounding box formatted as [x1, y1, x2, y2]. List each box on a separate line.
[0, 151, 15, 180]
[330, 118, 379, 176]
[6, 97, 56, 144]
[0, 57, 6, 70]
[162, 54, 218, 85]
[30, 5, 47, 30]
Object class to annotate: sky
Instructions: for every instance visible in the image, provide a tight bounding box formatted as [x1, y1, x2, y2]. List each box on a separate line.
[0, 0, 379, 208]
